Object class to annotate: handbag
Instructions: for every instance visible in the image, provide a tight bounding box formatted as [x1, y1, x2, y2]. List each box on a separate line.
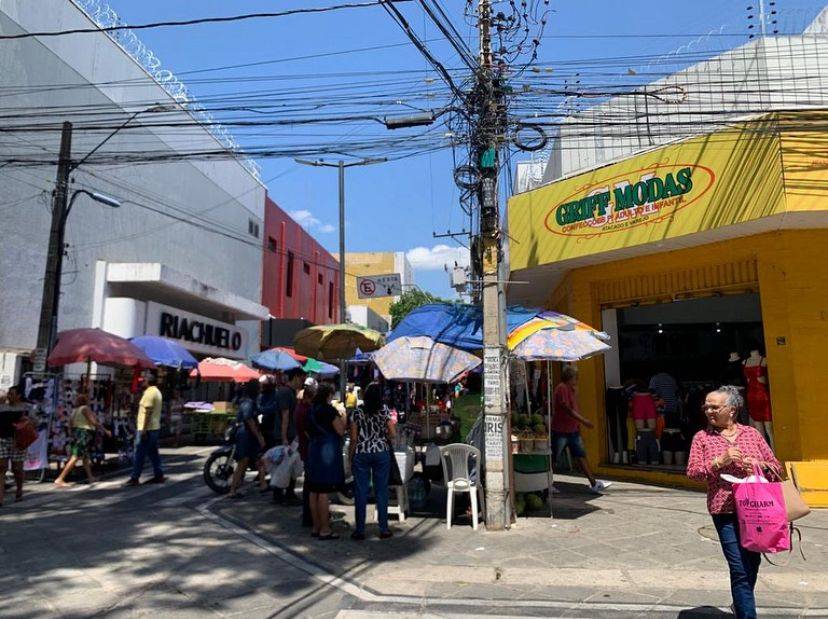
[733, 464, 790, 554]
[13, 417, 38, 450]
[782, 470, 811, 522]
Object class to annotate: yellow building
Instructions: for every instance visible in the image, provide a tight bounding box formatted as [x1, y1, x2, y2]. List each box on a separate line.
[508, 112, 828, 497]
[344, 252, 413, 329]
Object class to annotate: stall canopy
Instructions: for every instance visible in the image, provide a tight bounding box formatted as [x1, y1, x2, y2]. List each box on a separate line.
[303, 358, 340, 378]
[48, 328, 156, 369]
[191, 357, 260, 383]
[251, 348, 302, 372]
[373, 336, 481, 383]
[129, 335, 198, 369]
[387, 303, 541, 351]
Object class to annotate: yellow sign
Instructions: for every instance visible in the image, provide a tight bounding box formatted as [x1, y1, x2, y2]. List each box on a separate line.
[509, 121, 788, 270]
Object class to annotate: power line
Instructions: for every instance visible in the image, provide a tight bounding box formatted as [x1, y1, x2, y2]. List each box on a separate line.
[0, 1, 412, 40]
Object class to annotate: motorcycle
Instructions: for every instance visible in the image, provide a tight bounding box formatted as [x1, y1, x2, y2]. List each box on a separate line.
[203, 422, 239, 494]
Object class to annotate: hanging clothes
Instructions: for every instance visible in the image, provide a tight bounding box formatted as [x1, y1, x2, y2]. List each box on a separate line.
[743, 363, 772, 422]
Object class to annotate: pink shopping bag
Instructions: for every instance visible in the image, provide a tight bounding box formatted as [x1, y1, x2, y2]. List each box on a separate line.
[733, 466, 790, 554]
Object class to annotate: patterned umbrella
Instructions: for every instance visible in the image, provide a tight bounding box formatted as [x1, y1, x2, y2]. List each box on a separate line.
[507, 311, 610, 351]
[373, 336, 482, 384]
[511, 328, 611, 362]
[293, 323, 384, 361]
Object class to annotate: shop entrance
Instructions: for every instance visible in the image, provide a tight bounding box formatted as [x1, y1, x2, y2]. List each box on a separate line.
[602, 293, 768, 471]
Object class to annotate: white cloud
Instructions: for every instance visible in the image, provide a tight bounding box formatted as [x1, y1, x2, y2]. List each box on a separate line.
[406, 244, 470, 271]
[289, 209, 335, 234]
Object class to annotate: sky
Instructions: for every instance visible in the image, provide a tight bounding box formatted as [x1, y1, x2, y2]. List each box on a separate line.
[102, 0, 824, 298]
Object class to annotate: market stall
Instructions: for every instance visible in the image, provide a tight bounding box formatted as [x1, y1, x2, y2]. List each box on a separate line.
[188, 357, 260, 442]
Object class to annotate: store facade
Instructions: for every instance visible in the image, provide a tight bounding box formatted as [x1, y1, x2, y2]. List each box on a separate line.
[508, 113, 828, 489]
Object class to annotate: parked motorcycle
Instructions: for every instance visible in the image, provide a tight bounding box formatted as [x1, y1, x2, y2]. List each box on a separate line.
[203, 422, 239, 494]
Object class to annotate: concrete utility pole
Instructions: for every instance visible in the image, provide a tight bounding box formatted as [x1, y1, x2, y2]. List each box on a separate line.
[294, 157, 386, 398]
[35, 121, 73, 360]
[476, 0, 512, 530]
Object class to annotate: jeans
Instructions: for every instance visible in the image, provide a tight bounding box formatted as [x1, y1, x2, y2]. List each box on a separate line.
[713, 513, 761, 619]
[353, 450, 391, 535]
[131, 429, 163, 480]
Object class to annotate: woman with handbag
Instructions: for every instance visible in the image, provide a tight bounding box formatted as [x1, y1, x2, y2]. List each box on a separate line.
[306, 384, 346, 540]
[0, 387, 31, 505]
[54, 394, 111, 487]
[687, 385, 780, 619]
[349, 382, 396, 541]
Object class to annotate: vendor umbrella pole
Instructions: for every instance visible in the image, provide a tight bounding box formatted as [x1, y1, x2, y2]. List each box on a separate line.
[547, 360, 554, 515]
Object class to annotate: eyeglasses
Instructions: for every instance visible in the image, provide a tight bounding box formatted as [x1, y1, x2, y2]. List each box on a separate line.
[702, 404, 729, 412]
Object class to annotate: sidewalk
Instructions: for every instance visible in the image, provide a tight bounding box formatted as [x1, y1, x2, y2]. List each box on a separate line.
[215, 474, 828, 615]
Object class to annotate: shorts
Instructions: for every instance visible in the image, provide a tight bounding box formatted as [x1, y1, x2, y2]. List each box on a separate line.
[0, 437, 25, 463]
[552, 431, 587, 460]
[70, 428, 94, 458]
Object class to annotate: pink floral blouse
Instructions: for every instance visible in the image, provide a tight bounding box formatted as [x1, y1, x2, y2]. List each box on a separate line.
[686, 424, 780, 514]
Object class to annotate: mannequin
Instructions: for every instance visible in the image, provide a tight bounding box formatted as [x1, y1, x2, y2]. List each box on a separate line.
[629, 382, 659, 465]
[743, 349, 774, 448]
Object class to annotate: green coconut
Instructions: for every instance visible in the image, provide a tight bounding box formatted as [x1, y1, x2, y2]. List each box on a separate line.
[525, 493, 544, 511]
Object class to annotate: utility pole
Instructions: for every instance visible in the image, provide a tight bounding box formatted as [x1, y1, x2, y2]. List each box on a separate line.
[476, 0, 511, 530]
[35, 121, 73, 361]
[294, 157, 386, 399]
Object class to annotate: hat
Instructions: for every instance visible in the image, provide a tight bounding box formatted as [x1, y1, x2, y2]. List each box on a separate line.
[304, 377, 318, 389]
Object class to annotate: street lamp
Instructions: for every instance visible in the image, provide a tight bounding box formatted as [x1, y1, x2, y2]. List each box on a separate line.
[294, 156, 387, 398]
[35, 103, 174, 359]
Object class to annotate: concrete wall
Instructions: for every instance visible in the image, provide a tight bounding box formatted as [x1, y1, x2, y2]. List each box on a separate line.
[262, 195, 339, 325]
[540, 35, 828, 185]
[0, 1, 265, 352]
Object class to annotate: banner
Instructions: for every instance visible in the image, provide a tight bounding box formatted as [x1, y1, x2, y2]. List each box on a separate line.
[508, 119, 789, 270]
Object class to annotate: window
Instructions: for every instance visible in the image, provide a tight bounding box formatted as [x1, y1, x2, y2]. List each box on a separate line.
[303, 262, 311, 275]
[328, 281, 334, 319]
[267, 237, 277, 253]
[286, 251, 294, 297]
[248, 219, 260, 238]
[318, 273, 323, 285]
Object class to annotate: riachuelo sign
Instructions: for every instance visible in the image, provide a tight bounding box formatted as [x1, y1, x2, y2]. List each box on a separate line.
[545, 164, 716, 236]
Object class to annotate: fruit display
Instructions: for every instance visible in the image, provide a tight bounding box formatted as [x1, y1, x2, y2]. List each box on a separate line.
[511, 410, 549, 453]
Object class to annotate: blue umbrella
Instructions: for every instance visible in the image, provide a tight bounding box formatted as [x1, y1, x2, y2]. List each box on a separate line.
[129, 336, 198, 369]
[251, 348, 302, 372]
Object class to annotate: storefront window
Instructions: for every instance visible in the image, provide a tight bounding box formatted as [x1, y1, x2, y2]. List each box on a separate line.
[603, 293, 770, 471]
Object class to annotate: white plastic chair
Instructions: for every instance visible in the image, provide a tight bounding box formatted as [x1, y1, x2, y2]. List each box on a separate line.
[439, 443, 483, 530]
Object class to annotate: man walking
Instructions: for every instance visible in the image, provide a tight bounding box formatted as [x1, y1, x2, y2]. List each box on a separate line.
[272, 368, 305, 504]
[125, 373, 164, 486]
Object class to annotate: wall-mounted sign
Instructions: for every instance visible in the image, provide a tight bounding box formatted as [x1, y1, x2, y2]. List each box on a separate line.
[544, 164, 716, 237]
[145, 302, 247, 359]
[357, 273, 402, 299]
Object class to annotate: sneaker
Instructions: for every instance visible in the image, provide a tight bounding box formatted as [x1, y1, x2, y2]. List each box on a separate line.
[350, 531, 366, 541]
[124, 478, 140, 487]
[379, 530, 393, 540]
[589, 480, 612, 494]
[146, 476, 166, 484]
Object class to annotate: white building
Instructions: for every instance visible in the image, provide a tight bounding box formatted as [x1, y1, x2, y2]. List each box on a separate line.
[0, 1, 269, 385]
[519, 8, 828, 190]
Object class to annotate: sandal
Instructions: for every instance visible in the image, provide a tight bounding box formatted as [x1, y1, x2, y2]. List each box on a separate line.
[228, 492, 245, 500]
[317, 532, 340, 541]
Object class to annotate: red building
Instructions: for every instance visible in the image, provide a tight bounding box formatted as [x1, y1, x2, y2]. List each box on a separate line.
[261, 195, 340, 348]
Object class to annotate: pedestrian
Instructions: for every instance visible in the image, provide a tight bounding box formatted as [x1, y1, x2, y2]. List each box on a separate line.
[344, 384, 358, 416]
[256, 375, 279, 491]
[687, 385, 781, 619]
[0, 387, 29, 505]
[229, 380, 266, 498]
[273, 368, 306, 504]
[305, 383, 346, 540]
[54, 394, 111, 487]
[551, 365, 612, 494]
[125, 372, 165, 486]
[295, 378, 317, 527]
[349, 382, 395, 541]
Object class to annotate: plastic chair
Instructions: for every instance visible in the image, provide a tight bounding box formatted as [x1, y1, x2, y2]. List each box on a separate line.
[439, 443, 483, 530]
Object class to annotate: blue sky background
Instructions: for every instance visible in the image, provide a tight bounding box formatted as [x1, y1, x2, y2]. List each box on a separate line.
[104, 0, 823, 298]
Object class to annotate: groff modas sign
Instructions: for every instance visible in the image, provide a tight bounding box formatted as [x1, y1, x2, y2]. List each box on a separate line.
[145, 302, 247, 359]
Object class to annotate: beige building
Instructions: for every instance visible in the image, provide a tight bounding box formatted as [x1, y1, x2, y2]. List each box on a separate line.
[344, 252, 413, 330]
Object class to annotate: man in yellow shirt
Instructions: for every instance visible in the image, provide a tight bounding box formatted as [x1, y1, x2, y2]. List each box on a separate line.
[125, 373, 165, 486]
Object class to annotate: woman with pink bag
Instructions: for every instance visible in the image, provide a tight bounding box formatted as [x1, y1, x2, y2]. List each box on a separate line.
[687, 385, 780, 619]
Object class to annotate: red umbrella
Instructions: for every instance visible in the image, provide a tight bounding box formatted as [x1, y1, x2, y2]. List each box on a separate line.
[47, 328, 156, 369]
[271, 347, 308, 364]
[190, 357, 261, 383]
